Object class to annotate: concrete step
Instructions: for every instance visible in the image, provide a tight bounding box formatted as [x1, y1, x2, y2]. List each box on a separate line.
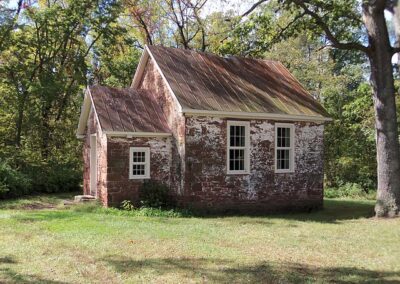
[74, 195, 96, 203]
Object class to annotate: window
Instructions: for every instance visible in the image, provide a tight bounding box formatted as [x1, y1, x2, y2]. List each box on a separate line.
[129, 147, 150, 179]
[275, 123, 295, 173]
[227, 121, 250, 174]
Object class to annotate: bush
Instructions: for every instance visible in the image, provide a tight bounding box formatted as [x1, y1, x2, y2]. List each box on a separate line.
[139, 180, 174, 208]
[27, 162, 81, 193]
[121, 200, 135, 211]
[0, 158, 81, 199]
[324, 183, 376, 200]
[0, 162, 32, 198]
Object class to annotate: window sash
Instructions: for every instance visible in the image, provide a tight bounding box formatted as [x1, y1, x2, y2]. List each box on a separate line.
[275, 124, 294, 173]
[227, 121, 249, 174]
[129, 147, 150, 179]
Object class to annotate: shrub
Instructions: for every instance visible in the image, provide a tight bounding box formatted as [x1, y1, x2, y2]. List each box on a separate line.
[139, 180, 173, 208]
[28, 162, 81, 193]
[0, 162, 32, 198]
[121, 200, 135, 211]
[324, 183, 376, 200]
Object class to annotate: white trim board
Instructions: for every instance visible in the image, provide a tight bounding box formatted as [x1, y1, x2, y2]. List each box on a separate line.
[104, 131, 172, 138]
[131, 48, 149, 89]
[76, 88, 104, 139]
[183, 109, 332, 122]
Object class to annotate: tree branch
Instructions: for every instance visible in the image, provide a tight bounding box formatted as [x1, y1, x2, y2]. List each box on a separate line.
[241, 0, 268, 17]
[392, 46, 400, 54]
[292, 0, 370, 54]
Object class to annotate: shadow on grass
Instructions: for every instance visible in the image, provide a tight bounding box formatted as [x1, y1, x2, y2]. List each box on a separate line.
[0, 268, 70, 284]
[193, 199, 375, 224]
[103, 256, 400, 283]
[0, 256, 69, 284]
[270, 199, 375, 223]
[0, 256, 17, 264]
[10, 198, 375, 224]
[12, 211, 78, 223]
[0, 192, 78, 210]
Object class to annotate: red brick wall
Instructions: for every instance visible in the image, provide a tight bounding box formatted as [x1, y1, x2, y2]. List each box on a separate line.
[137, 58, 186, 196]
[106, 136, 172, 207]
[183, 116, 324, 213]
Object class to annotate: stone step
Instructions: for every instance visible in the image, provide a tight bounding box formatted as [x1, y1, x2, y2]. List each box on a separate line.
[74, 195, 96, 203]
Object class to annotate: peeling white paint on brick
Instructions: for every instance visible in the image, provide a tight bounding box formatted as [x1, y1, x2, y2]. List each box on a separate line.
[184, 116, 325, 210]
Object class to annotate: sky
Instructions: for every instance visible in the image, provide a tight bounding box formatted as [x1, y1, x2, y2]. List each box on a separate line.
[6, 0, 255, 14]
[203, 0, 254, 15]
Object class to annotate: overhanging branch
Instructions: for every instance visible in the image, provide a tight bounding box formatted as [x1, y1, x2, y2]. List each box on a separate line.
[237, 0, 370, 54]
[292, 0, 369, 54]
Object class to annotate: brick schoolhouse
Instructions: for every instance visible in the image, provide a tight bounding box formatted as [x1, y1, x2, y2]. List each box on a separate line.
[76, 45, 331, 212]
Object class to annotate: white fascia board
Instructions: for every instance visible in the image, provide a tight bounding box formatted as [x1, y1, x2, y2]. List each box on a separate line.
[87, 87, 103, 137]
[144, 45, 184, 113]
[76, 87, 104, 139]
[131, 48, 150, 89]
[182, 108, 332, 122]
[76, 89, 92, 137]
[104, 131, 172, 138]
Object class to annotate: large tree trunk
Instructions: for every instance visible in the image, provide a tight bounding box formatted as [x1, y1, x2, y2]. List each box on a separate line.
[363, 2, 400, 217]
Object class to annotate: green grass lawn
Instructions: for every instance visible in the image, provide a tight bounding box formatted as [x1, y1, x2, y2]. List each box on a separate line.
[0, 194, 399, 283]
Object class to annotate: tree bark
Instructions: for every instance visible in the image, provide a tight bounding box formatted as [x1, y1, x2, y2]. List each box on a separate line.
[363, 2, 400, 217]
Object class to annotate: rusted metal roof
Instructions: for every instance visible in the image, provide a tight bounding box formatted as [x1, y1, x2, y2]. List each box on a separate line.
[89, 85, 170, 133]
[147, 45, 329, 117]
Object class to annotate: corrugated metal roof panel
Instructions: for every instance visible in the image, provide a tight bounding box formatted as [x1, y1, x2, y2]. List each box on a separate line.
[147, 45, 329, 118]
[89, 85, 170, 133]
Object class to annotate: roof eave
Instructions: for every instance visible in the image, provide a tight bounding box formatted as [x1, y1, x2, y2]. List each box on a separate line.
[104, 131, 172, 138]
[76, 89, 92, 137]
[131, 47, 150, 89]
[182, 109, 332, 122]
[76, 87, 104, 139]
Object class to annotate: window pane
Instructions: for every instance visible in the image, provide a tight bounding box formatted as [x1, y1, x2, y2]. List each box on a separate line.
[230, 126, 235, 146]
[229, 148, 245, 171]
[277, 127, 291, 147]
[133, 151, 146, 163]
[230, 125, 246, 147]
[238, 126, 245, 146]
[277, 149, 290, 170]
[132, 160, 146, 175]
[238, 159, 244, 171]
[229, 159, 234, 171]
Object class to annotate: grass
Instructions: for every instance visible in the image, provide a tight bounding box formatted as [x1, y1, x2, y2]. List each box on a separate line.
[0, 194, 399, 283]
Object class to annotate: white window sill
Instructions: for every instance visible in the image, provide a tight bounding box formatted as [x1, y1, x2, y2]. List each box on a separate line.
[129, 176, 150, 180]
[227, 171, 250, 175]
[275, 169, 294, 174]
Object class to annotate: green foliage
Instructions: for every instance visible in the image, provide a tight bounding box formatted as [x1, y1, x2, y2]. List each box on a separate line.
[324, 184, 376, 200]
[0, 162, 32, 198]
[324, 83, 377, 190]
[139, 180, 173, 208]
[121, 200, 136, 211]
[0, 0, 123, 198]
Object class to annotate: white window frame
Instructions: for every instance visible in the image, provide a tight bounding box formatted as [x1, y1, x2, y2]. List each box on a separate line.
[227, 121, 250, 174]
[275, 123, 295, 173]
[129, 147, 150, 179]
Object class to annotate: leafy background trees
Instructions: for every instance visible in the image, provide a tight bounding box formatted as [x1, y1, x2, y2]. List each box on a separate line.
[0, 0, 398, 207]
